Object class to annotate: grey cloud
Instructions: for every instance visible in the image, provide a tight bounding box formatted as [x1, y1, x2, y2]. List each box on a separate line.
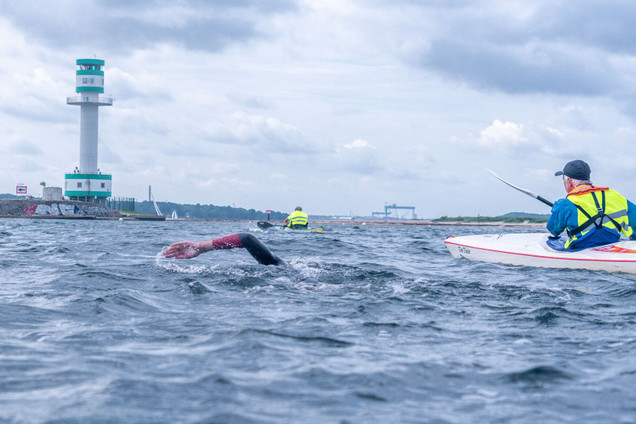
[95, 0, 295, 13]
[533, 1, 636, 55]
[2, 0, 299, 53]
[421, 39, 613, 95]
[396, 0, 636, 97]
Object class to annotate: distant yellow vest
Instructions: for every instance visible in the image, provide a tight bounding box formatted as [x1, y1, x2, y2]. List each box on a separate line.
[287, 210, 308, 227]
[565, 185, 632, 248]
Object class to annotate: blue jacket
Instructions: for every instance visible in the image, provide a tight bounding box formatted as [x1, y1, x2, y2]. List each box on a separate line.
[547, 195, 636, 249]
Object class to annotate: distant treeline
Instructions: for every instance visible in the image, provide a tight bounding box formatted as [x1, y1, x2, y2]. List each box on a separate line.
[135, 200, 288, 220]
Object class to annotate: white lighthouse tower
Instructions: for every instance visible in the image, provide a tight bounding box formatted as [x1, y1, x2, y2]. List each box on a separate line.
[65, 58, 113, 203]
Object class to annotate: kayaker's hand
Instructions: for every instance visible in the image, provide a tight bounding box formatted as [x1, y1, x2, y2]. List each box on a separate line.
[163, 241, 201, 259]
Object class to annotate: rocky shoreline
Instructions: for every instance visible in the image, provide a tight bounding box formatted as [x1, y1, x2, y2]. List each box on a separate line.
[0, 199, 162, 220]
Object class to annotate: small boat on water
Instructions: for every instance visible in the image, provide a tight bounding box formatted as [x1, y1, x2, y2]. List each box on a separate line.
[445, 233, 636, 273]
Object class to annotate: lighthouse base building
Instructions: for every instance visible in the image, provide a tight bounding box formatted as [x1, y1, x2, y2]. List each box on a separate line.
[64, 173, 112, 203]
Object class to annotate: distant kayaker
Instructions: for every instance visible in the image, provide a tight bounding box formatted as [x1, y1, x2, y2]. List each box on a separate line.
[547, 160, 636, 250]
[163, 233, 284, 266]
[284, 206, 309, 229]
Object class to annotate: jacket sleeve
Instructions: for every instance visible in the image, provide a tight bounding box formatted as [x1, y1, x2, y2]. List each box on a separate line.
[547, 198, 577, 237]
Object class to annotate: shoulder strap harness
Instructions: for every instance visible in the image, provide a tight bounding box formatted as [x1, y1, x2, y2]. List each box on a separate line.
[567, 190, 623, 237]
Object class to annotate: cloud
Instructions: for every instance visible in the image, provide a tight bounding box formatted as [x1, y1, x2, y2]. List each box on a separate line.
[477, 120, 527, 149]
[335, 138, 380, 174]
[226, 94, 271, 110]
[201, 111, 316, 155]
[107, 67, 172, 101]
[534, 1, 636, 55]
[343, 139, 371, 149]
[98, 144, 124, 166]
[455, 119, 571, 160]
[1, 0, 299, 54]
[0, 67, 72, 123]
[421, 39, 613, 95]
[10, 140, 44, 156]
[269, 173, 291, 183]
[379, 0, 634, 97]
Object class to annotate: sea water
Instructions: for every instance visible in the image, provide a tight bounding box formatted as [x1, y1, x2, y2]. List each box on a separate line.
[1, 218, 635, 424]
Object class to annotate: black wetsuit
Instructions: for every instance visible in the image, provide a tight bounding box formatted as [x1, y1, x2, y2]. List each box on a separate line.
[209, 233, 284, 266]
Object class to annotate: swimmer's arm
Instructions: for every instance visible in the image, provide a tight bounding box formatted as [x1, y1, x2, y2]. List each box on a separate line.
[163, 234, 282, 266]
[164, 234, 244, 259]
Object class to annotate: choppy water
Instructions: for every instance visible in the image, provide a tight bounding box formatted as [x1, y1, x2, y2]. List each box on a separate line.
[1, 218, 636, 424]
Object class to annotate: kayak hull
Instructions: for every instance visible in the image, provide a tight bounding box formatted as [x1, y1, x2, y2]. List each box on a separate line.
[255, 221, 323, 233]
[445, 233, 636, 273]
[280, 226, 323, 233]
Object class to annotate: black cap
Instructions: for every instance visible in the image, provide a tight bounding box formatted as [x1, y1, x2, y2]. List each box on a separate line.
[555, 160, 591, 180]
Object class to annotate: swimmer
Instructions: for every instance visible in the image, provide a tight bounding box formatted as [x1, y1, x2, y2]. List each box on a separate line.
[163, 233, 284, 266]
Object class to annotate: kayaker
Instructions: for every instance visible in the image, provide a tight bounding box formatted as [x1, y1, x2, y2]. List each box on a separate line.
[163, 233, 284, 266]
[547, 159, 636, 250]
[284, 206, 309, 229]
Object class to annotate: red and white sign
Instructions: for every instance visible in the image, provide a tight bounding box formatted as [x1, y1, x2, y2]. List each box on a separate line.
[16, 185, 27, 195]
[266, 210, 271, 214]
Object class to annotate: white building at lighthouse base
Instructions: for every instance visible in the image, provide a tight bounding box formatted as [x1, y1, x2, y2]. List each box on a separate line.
[64, 173, 112, 202]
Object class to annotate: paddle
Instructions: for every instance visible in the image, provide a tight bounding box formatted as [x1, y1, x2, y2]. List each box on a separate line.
[486, 169, 554, 207]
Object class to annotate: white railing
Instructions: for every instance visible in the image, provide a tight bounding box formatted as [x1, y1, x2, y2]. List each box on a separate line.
[66, 96, 113, 106]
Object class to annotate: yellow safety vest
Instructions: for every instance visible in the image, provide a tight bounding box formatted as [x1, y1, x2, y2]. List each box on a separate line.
[287, 210, 308, 227]
[565, 185, 633, 248]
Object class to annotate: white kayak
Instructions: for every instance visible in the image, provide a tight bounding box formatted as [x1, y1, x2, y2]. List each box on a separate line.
[445, 233, 636, 273]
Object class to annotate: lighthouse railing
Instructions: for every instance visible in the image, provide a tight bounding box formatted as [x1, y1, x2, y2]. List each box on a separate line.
[66, 96, 113, 106]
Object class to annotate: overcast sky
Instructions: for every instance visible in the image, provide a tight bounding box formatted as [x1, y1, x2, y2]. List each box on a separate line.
[2, 0, 636, 218]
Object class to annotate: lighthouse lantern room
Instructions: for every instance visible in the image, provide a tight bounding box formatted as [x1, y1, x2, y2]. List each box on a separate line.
[65, 58, 113, 203]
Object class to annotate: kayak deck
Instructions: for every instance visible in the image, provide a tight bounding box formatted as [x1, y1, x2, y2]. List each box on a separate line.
[445, 233, 636, 273]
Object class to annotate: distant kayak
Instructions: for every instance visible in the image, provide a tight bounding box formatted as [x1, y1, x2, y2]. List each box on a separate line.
[445, 233, 636, 273]
[256, 221, 324, 233]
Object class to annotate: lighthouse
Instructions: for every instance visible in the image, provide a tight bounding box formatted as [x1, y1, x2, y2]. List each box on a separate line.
[64, 58, 113, 203]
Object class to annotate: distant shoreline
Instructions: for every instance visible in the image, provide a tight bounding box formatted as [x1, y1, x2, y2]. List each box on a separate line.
[0, 199, 546, 227]
[0, 215, 547, 227]
[162, 218, 547, 228]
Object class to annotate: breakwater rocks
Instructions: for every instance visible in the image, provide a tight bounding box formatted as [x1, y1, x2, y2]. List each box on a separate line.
[0, 199, 121, 219]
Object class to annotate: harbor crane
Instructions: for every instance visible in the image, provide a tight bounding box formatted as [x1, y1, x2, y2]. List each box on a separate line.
[374, 204, 416, 220]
